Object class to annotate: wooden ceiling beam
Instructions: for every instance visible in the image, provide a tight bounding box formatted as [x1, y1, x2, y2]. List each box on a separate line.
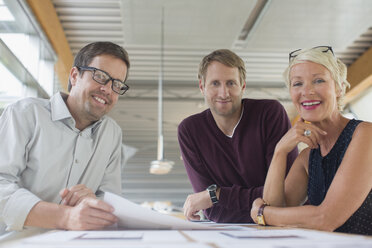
[26, 0, 73, 91]
[345, 46, 372, 104]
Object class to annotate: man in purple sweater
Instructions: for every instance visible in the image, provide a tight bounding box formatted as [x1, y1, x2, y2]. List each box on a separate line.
[178, 49, 297, 223]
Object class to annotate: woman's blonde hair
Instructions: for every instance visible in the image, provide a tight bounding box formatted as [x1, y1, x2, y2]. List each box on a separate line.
[283, 47, 350, 111]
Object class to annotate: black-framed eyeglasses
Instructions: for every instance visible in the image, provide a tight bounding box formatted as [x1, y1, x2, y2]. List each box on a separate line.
[76, 66, 129, 95]
[289, 46, 334, 62]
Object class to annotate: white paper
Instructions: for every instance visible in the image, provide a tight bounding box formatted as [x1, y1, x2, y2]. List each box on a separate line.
[218, 242, 372, 248]
[184, 229, 372, 247]
[78, 231, 143, 239]
[10, 229, 372, 248]
[11, 243, 212, 248]
[23, 230, 188, 244]
[103, 192, 215, 230]
[23, 230, 85, 243]
[220, 230, 303, 239]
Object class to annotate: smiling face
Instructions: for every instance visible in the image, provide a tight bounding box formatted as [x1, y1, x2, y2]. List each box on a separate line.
[200, 61, 246, 118]
[289, 61, 341, 122]
[68, 54, 128, 129]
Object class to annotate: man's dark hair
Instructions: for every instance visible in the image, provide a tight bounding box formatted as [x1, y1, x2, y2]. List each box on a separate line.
[68, 41, 130, 92]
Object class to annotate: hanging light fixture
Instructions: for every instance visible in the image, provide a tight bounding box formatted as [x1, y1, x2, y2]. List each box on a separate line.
[150, 7, 174, 175]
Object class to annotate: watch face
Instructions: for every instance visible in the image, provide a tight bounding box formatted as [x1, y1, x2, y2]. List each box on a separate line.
[207, 184, 217, 191]
[257, 215, 266, 226]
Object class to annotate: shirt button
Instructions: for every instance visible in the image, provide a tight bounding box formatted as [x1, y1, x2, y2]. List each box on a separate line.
[75, 159, 79, 164]
[79, 133, 82, 136]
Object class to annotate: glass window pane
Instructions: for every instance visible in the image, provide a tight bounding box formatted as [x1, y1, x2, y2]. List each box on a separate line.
[0, 0, 56, 105]
[0, 62, 25, 108]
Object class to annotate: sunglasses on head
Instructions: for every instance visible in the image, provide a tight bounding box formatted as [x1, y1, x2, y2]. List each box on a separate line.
[289, 46, 334, 62]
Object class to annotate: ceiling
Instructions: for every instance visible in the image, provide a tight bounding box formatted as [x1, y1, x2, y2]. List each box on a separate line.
[52, 0, 372, 206]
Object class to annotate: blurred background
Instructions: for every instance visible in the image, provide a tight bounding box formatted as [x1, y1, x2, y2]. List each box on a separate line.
[1, 0, 372, 209]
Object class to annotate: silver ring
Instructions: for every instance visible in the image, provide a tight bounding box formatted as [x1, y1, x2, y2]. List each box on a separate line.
[304, 130, 311, 137]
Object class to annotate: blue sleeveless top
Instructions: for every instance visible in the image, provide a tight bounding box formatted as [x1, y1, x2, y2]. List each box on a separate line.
[308, 119, 372, 235]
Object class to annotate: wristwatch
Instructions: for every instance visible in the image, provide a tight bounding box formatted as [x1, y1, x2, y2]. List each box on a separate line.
[206, 184, 219, 205]
[257, 202, 269, 226]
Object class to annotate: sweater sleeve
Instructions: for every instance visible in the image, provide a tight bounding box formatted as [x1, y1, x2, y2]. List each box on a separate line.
[207, 185, 262, 222]
[178, 121, 213, 194]
[262, 100, 298, 173]
[178, 120, 256, 223]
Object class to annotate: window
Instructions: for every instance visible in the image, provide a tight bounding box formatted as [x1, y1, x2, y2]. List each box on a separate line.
[0, 0, 56, 110]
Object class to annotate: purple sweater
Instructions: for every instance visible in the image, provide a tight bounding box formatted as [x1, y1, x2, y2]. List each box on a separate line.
[178, 99, 298, 223]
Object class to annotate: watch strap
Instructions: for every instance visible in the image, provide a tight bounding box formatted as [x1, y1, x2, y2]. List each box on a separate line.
[207, 184, 218, 205]
[209, 188, 218, 204]
[257, 202, 269, 226]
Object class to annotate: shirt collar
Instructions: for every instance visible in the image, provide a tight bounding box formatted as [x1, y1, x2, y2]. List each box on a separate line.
[50, 92, 72, 122]
[50, 92, 104, 135]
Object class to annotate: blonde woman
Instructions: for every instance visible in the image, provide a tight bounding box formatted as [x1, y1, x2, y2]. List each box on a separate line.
[250, 46, 372, 235]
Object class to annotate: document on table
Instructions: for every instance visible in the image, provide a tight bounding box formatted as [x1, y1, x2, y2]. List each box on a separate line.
[103, 192, 214, 230]
[220, 230, 301, 239]
[23, 230, 187, 243]
[184, 228, 372, 247]
[77, 231, 143, 239]
[17, 231, 212, 248]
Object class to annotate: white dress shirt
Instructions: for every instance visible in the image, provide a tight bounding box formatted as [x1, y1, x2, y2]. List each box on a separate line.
[0, 92, 122, 233]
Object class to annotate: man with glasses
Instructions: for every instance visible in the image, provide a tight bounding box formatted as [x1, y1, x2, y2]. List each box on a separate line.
[0, 42, 129, 235]
[179, 49, 298, 223]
